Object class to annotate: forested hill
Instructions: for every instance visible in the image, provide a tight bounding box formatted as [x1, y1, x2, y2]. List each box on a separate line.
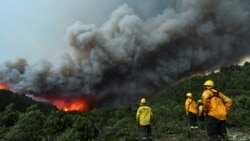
[0, 90, 56, 113]
[0, 62, 250, 140]
[147, 62, 250, 140]
[150, 61, 250, 114]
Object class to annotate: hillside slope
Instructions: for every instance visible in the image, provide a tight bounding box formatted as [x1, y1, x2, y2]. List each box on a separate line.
[0, 90, 56, 113]
[0, 62, 249, 140]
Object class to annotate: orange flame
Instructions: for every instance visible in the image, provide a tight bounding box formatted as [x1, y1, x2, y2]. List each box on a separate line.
[0, 83, 95, 112]
[35, 94, 95, 112]
[0, 83, 9, 90]
[53, 96, 90, 112]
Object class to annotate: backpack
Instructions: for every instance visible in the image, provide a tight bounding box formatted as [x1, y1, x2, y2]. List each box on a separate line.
[208, 91, 221, 99]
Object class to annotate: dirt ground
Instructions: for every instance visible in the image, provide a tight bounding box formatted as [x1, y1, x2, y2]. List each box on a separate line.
[152, 127, 250, 141]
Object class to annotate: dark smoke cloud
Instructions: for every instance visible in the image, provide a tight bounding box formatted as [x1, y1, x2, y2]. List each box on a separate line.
[0, 0, 250, 108]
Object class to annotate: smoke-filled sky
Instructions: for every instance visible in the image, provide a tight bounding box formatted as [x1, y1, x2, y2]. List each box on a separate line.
[0, 0, 175, 63]
[0, 0, 250, 109]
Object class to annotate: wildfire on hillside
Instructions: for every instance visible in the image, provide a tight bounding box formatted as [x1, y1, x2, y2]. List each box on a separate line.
[0, 82, 94, 112]
[41, 95, 95, 112]
[0, 83, 9, 90]
[0, 0, 250, 110]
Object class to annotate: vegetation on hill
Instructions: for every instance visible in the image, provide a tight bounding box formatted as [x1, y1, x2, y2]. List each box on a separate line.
[0, 62, 250, 140]
[0, 90, 57, 113]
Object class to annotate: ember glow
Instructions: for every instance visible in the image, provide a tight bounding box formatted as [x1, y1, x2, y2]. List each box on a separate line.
[0, 83, 9, 90]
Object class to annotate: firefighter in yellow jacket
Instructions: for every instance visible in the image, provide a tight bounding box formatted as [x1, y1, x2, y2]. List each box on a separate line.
[185, 92, 198, 129]
[201, 80, 232, 141]
[136, 98, 153, 141]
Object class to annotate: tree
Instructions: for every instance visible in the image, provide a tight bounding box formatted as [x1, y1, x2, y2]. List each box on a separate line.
[43, 109, 72, 138]
[0, 103, 19, 127]
[3, 105, 46, 141]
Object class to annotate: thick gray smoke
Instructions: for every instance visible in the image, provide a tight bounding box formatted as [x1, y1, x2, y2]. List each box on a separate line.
[0, 0, 250, 108]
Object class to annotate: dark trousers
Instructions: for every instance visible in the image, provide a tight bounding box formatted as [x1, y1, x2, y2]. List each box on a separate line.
[188, 112, 198, 128]
[139, 125, 153, 141]
[198, 116, 205, 130]
[206, 115, 228, 141]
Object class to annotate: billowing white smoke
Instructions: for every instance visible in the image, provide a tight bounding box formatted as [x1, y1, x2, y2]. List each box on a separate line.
[0, 0, 250, 108]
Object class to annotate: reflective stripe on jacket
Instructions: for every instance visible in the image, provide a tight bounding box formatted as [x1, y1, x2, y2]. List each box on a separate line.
[201, 89, 232, 120]
[185, 97, 198, 114]
[136, 105, 153, 126]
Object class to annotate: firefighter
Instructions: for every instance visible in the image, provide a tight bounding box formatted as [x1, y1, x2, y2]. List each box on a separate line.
[201, 80, 232, 141]
[185, 92, 198, 129]
[136, 98, 153, 141]
[197, 99, 205, 130]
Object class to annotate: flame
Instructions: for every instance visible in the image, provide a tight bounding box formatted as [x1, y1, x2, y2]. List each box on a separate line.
[0, 83, 9, 90]
[31, 94, 95, 112]
[53, 96, 90, 112]
[1, 84, 95, 112]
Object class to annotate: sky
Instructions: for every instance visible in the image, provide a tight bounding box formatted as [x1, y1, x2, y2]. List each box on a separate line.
[0, 0, 250, 109]
[0, 0, 128, 63]
[0, 0, 174, 64]
[1, 0, 248, 65]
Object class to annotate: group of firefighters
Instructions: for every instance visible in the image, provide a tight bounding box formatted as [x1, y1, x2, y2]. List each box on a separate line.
[136, 79, 233, 141]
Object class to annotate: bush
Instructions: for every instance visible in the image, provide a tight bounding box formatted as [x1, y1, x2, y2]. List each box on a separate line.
[3, 105, 46, 141]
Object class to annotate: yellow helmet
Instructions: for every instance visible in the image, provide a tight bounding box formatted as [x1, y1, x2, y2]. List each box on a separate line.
[186, 92, 192, 97]
[203, 80, 215, 87]
[140, 98, 147, 104]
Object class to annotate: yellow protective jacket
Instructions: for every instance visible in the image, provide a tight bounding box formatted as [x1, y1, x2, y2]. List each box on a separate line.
[185, 97, 198, 115]
[201, 89, 232, 120]
[136, 105, 153, 126]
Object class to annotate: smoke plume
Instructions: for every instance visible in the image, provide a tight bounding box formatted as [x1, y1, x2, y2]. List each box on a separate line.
[0, 0, 250, 109]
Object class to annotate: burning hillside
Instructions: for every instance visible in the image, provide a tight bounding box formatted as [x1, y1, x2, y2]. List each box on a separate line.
[26, 94, 95, 112]
[0, 0, 250, 110]
[1, 83, 94, 112]
[0, 83, 9, 90]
